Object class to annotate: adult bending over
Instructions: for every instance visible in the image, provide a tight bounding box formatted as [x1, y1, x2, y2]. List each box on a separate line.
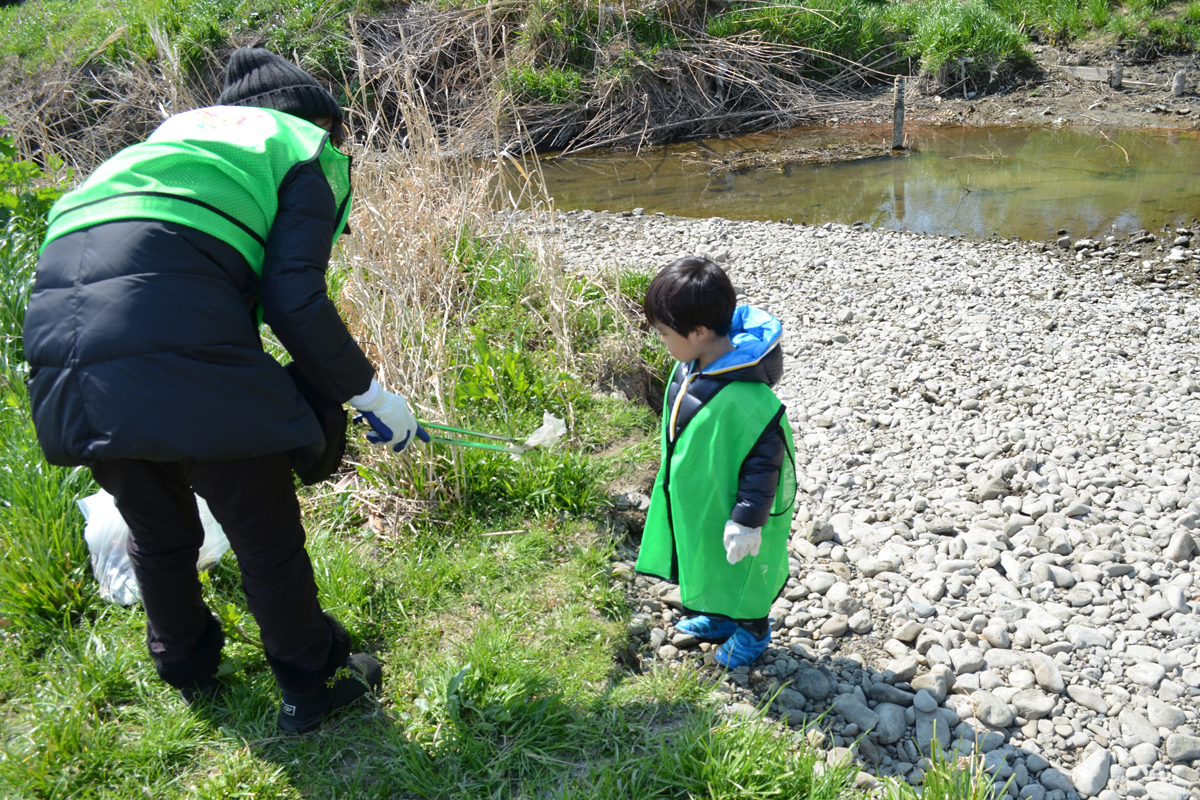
[24, 48, 420, 732]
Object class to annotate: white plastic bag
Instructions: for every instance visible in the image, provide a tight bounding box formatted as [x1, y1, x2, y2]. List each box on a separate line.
[522, 412, 567, 450]
[79, 490, 231, 606]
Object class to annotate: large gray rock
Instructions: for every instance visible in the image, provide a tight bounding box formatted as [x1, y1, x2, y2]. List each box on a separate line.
[833, 694, 878, 733]
[914, 689, 938, 714]
[982, 625, 1011, 649]
[1147, 698, 1186, 732]
[974, 690, 1017, 728]
[1120, 708, 1162, 748]
[1040, 768, 1073, 793]
[1165, 734, 1200, 762]
[911, 664, 954, 703]
[916, 707, 956, 754]
[1065, 625, 1108, 649]
[883, 656, 920, 683]
[1028, 654, 1066, 694]
[1131, 743, 1159, 766]
[1068, 685, 1109, 714]
[1165, 531, 1198, 563]
[950, 646, 986, 674]
[984, 648, 1028, 669]
[1145, 782, 1189, 800]
[777, 688, 806, 710]
[874, 702, 908, 744]
[806, 572, 838, 594]
[820, 614, 849, 637]
[867, 682, 915, 706]
[860, 556, 900, 577]
[794, 666, 834, 701]
[824, 583, 860, 615]
[848, 608, 874, 634]
[1013, 689, 1056, 720]
[1019, 784, 1046, 800]
[1072, 749, 1111, 797]
[1128, 663, 1167, 689]
[894, 620, 923, 643]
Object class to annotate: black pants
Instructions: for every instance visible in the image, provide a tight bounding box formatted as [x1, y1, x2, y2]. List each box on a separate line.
[90, 453, 331, 672]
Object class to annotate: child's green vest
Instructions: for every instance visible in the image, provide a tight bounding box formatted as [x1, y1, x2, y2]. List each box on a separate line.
[43, 106, 351, 276]
[636, 377, 796, 621]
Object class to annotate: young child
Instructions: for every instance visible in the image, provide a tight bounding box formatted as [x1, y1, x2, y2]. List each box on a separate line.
[636, 256, 795, 668]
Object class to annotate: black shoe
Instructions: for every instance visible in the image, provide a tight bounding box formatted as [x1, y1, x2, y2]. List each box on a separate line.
[266, 613, 383, 733]
[179, 676, 223, 706]
[277, 653, 382, 733]
[154, 612, 225, 706]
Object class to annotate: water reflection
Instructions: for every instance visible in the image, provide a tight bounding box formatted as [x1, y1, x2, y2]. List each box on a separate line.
[527, 124, 1200, 240]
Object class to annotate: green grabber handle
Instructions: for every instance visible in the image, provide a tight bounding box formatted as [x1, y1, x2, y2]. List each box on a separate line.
[426, 435, 526, 455]
[417, 420, 522, 444]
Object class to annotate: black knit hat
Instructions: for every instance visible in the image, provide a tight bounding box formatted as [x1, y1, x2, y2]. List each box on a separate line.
[218, 48, 343, 123]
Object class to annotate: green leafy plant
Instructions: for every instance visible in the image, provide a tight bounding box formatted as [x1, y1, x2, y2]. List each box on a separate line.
[454, 331, 575, 412]
[0, 117, 69, 233]
[503, 64, 585, 104]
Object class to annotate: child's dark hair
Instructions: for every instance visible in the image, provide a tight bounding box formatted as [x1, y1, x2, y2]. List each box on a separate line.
[643, 256, 736, 336]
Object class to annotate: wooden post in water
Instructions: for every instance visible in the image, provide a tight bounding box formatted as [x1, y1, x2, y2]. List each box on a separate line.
[892, 76, 905, 151]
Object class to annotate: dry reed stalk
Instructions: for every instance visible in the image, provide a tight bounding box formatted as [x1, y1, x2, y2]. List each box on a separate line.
[336, 78, 611, 503]
[352, 1, 882, 155]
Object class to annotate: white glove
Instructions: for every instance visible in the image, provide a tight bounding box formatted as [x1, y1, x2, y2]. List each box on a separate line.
[723, 520, 762, 565]
[348, 379, 427, 452]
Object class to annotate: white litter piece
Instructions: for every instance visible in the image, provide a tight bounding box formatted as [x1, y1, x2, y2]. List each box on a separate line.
[79, 490, 231, 606]
[521, 412, 567, 450]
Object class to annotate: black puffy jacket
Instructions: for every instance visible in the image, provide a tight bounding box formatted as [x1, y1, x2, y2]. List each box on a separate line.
[664, 343, 786, 528]
[24, 160, 373, 466]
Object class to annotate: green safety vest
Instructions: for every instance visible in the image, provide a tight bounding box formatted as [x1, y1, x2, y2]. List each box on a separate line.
[43, 105, 351, 276]
[636, 373, 796, 621]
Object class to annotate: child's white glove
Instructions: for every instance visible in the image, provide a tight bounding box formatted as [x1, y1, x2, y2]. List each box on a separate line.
[723, 520, 762, 565]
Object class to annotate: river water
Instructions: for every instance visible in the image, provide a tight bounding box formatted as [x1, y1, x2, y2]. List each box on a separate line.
[532, 123, 1200, 241]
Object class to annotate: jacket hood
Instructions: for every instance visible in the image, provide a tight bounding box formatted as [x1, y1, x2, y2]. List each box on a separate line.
[699, 305, 783, 386]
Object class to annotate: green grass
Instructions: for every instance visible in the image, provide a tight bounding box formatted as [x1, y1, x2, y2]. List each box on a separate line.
[707, 0, 896, 76]
[904, 0, 1032, 74]
[707, 0, 1031, 77]
[0, 0, 392, 77]
[881, 743, 1013, 800]
[502, 64, 585, 104]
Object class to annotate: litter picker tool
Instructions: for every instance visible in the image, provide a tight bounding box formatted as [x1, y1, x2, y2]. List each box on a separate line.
[418, 421, 527, 455]
[418, 412, 568, 456]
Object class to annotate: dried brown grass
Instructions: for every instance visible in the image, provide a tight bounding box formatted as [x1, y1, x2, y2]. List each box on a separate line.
[335, 85, 630, 504]
[0, 49, 221, 175]
[2, 1, 882, 168]
[351, 2, 876, 155]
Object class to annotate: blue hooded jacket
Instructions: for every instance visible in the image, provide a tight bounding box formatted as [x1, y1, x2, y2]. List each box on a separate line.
[663, 306, 786, 528]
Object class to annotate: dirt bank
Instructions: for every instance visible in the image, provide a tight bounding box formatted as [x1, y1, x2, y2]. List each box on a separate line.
[839, 46, 1200, 131]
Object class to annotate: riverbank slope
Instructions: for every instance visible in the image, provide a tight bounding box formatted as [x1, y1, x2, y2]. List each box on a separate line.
[4, 0, 1200, 163]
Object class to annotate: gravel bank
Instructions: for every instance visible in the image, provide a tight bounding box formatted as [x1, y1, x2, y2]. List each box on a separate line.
[525, 209, 1200, 799]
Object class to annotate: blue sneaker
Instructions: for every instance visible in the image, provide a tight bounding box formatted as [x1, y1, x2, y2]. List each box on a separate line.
[713, 626, 771, 668]
[675, 615, 738, 641]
